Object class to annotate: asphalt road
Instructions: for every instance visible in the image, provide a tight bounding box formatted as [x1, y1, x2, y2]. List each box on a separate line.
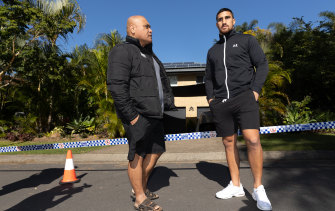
[1, 160, 334, 211]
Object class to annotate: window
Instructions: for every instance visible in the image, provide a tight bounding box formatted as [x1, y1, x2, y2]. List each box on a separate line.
[169, 76, 178, 87]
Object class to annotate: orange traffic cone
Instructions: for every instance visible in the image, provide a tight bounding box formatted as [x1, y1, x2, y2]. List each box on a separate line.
[59, 150, 80, 184]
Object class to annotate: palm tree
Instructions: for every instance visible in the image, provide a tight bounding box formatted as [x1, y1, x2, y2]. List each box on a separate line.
[259, 62, 292, 126]
[318, 11, 335, 32]
[70, 30, 125, 137]
[235, 19, 258, 33]
[25, 0, 86, 130]
[95, 30, 123, 51]
[28, 0, 86, 46]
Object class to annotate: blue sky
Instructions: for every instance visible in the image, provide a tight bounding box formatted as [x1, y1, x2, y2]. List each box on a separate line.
[60, 0, 335, 63]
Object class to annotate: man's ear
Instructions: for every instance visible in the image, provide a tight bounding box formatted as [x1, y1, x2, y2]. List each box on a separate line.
[130, 24, 136, 35]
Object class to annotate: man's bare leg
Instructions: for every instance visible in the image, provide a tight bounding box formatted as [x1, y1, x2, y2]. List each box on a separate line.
[128, 154, 146, 206]
[242, 129, 263, 188]
[222, 133, 241, 186]
[142, 153, 162, 191]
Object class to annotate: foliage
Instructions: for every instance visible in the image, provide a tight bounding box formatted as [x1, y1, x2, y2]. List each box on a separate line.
[283, 96, 316, 124]
[5, 132, 35, 142]
[70, 30, 125, 138]
[235, 19, 259, 33]
[0, 0, 86, 132]
[4, 113, 37, 142]
[271, 12, 335, 111]
[66, 115, 95, 135]
[13, 113, 38, 134]
[46, 126, 65, 137]
[1, 1, 334, 138]
[0, 120, 9, 138]
[244, 27, 272, 54]
[259, 62, 292, 125]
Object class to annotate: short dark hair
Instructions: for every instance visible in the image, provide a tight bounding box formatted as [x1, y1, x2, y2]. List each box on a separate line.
[216, 8, 234, 21]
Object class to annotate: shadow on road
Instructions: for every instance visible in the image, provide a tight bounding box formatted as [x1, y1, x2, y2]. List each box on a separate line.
[263, 160, 335, 210]
[196, 161, 230, 187]
[196, 161, 258, 211]
[0, 168, 63, 196]
[5, 182, 92, 211]
[147, 166, 178, 192]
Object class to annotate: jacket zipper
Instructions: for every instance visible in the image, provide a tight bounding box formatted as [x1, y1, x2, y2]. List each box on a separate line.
[223, 35, 229, 103]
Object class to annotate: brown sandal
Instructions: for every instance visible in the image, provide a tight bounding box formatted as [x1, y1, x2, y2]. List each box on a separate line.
[145, 190, 159, 200]
[131, 190, 159, 201]
[134, 198, 163, 211]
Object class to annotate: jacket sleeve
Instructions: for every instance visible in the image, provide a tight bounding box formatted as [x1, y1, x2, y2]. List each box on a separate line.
[248, 36, 269, 94]
[162, 75, 176, 111]
[205, 52, 214, 101]
[107, 45, 138, 123]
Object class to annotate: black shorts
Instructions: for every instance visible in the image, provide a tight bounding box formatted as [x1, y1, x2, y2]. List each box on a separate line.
[209, 89, 260, 137]
[123, 115, 166, 161]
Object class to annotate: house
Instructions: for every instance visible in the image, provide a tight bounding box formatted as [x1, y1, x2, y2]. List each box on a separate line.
[163, 62, 214, 133]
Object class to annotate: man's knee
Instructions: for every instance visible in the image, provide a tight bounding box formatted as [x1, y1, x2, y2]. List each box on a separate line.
[222, 136, 235, 147]
[129, 154, 143, 169]
[245, 137, 261, 148]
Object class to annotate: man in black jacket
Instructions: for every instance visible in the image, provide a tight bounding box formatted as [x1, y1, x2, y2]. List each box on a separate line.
[107, 15, 174, 211]
[205, 8, 272, 210]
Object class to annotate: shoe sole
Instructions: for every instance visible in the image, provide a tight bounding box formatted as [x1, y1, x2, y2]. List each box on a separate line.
[216, 192, 245, 199]
[252, 193, 272, 211]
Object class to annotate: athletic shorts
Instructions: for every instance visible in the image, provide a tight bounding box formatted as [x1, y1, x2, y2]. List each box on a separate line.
[123, 115, 166, 161]
[209, 89, 260, 137]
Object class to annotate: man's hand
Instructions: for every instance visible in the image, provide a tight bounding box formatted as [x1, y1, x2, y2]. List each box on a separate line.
[253, 91, 259, 102]
[208, 98, 214, 104]
[130, 115, 139, 125]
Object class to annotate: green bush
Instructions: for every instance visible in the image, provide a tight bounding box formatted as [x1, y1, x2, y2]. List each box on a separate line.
[283, 96, 316, 124]
[66, 115, 95, 136]
[4, 114, 37, 142]
[0, 120, 10, 138]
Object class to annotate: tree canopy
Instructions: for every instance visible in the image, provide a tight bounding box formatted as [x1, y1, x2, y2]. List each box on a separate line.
[1, 1, 334, 140]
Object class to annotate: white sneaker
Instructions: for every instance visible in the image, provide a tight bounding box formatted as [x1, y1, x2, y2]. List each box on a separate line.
[216, 181, 245, 199]
[252, 185, 272, 210]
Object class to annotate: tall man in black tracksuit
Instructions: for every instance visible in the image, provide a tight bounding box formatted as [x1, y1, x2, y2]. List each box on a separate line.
[107, 16, 175, 211]
[205, 8, 272, 210]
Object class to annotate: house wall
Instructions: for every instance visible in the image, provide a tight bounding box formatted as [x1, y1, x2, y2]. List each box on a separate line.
[177, 75, 197, 86]
[174, 96, 209, 118]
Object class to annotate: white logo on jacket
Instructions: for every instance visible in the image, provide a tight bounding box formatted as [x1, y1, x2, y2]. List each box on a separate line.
[140, 52, 147, 58]
[233, 44, 238, 47]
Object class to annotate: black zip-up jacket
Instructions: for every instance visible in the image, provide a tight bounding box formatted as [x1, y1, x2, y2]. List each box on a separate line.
[107, 36, 175, 123]
[205, 30, 269, 101]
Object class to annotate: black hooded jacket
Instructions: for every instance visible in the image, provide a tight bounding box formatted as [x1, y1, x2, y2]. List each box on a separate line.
[205, 30, 269, 101]
[107, 36, 175, 123]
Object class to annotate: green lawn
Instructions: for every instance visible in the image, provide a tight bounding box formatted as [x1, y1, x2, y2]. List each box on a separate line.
[238, 132, 335, 151]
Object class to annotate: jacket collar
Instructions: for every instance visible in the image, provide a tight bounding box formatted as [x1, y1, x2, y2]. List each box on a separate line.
[125, 35, 153, 55]
[218, 29, 237, 42]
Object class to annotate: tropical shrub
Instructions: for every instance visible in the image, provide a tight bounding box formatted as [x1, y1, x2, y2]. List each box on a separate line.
[283, 96, 316, 124]
[66, 115, 95, 136]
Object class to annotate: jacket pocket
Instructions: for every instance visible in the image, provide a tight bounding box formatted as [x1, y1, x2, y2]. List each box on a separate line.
[130, 115, 149, 143]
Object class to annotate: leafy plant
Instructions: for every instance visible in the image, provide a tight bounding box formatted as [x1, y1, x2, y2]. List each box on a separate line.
[0, 120, 10, 138]
[46, 126, 65, 137]
[13, 113, 38, 134]
[283, 96, 316, 124]
[66, 115, 95, 135]
[4, 114, 37, 142]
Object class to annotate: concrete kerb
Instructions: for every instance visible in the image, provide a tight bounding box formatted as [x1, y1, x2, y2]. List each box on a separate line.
[1, 136, 335, 164]
[1, 150, 335, 164]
